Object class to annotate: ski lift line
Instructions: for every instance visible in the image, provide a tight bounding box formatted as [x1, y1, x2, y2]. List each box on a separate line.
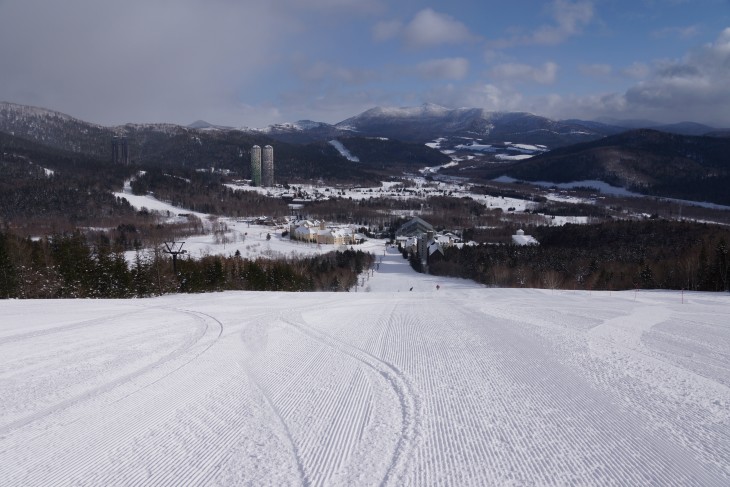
[163, 241, 187, 274]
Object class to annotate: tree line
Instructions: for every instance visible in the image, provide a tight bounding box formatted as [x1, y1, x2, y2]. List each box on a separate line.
[0, 229, 374, 298]
[427, 220, 730, 291]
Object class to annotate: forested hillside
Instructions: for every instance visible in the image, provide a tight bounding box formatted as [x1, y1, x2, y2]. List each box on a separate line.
[0, 132, 136, 233]
[0, 230, 374, 298]
[429, 220, 730, 292]
[496, 130, 730, 205]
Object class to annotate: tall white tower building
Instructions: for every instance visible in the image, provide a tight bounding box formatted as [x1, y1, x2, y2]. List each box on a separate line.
[250, 145, 262, 186]
[262, 145, 274, 187]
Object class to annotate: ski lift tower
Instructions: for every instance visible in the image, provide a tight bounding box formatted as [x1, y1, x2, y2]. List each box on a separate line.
[163, 240, 187, 274]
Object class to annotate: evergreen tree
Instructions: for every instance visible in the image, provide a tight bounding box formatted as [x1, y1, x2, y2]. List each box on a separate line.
[0, 231, 18, 298]
[714, 239, 729, 291]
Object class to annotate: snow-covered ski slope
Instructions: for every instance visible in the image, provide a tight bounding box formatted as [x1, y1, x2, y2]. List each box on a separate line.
[1, 251, 729, 486]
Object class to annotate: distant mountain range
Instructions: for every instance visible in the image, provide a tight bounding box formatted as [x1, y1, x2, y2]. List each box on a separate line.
[0, 102, 448, 183]
[3, 100, 725, 155]
[2, 101, 729, 204]
[334, 104, 606, 147]
[593, 117, 720, 136]
[245, 103, 725, 147]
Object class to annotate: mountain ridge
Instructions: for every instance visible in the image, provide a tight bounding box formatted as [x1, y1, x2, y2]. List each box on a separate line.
[2, 101, 729, 198]
[0, 101, 449, 184]
[3, 100, 725, 149]
[489, 129, 730, 206]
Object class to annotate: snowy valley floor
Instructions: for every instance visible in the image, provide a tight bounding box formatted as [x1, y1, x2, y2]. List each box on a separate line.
[1, 250, 729, 486]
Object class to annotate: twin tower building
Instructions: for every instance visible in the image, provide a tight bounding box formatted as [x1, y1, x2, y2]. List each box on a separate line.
[250, 145, 274, 187]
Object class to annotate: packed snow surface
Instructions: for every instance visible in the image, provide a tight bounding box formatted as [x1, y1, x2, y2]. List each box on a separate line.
[493, 176, 643, 198]
[495, 153, 534, 161]
[495, 177, 730, 210]
[2, 250, 729, 486]
[425, 137, 446, 149]
[455, 142, 496, 152]
[328, 139, 360, 162]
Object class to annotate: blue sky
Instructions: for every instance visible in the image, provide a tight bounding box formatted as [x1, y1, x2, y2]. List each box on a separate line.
[1, 0, 729, 127]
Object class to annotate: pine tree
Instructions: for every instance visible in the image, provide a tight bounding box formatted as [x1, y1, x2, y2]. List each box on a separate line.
[0, 231, 18, 298]
[714, 239, 729, 291]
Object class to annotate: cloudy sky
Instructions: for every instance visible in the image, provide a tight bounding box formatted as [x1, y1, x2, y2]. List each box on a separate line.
[1, 0, 729, 127]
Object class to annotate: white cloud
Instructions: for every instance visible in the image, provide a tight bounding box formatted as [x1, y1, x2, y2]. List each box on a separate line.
[415, 58, 470, 80]
[579, 63, 612, 77]
[427, 83, 524, 112]
[372, 20, 403, 42]
[622, 62, 651, 80]
[538, 92, 628, 121]
[0, 0, 387, 127]
[490, 0, 594, 48]
[541, 28, 730, 126]
[489, 62, 559, 84]
[402, 8, 481, 48]
[0, 0, 296, 126]
[536, 0, 594, 44]
[621, 27, 730, 124]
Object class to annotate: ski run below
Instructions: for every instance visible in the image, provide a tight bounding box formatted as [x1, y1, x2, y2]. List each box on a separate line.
[1, 250, 729, 486]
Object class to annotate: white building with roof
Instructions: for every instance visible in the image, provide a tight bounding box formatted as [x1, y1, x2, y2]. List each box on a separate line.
[512, 229, 539, 246]
[290, 220, 320, 243]
[289, 219, 363, 246]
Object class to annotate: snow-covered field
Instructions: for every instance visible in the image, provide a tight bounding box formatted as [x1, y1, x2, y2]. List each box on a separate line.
[114, 184, 392, 263]
[2, 249, 729, 486]
[112, 179, 543, 265]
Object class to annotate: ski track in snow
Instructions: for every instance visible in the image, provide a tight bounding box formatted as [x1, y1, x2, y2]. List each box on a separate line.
[280, 307, 420, 486]
[1, 283, 729, 486]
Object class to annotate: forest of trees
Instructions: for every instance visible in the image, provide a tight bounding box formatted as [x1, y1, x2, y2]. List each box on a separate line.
[130, 168, 290, 217]
[426, 220, 730, 292]
[469, 130, 730, 206]
[0, 134, 136, 234]
[0, 229, 374, 298]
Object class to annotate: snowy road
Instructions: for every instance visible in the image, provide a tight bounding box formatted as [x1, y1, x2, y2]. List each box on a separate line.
[1, 257, 729, 485]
